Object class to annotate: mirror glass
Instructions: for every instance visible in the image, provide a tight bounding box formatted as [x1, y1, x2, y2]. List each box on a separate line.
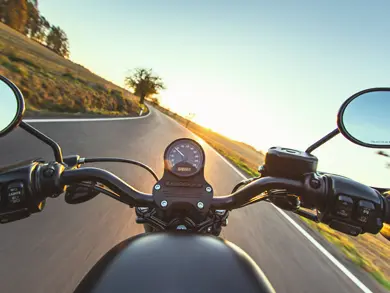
[339, 90, 390, 148]
[0, 77, 24, 137]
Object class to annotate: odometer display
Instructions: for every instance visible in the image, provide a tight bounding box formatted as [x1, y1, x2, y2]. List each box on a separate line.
[165, 139, 205, 177]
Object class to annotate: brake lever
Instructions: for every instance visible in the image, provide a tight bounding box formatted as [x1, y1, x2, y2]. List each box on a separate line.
[65, 181, 100, 204]
[294, 209, 319, 222]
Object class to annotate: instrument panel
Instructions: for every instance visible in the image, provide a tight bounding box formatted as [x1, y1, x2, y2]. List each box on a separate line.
[154, 138, 213, 214]
[164, 139, 205, 177]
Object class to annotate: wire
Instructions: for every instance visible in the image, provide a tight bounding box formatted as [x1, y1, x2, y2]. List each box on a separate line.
[76, 182, 132, 205]
[83, 157, 159, 182]
[231, 177, 260, 193]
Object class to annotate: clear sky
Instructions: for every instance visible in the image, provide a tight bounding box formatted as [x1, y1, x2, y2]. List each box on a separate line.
[0, 80, 18, 132]
[39, 0, 390, 187]
[343, 91, 390, 145]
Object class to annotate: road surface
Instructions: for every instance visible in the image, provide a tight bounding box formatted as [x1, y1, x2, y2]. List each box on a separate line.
[0, 108, 384, 293]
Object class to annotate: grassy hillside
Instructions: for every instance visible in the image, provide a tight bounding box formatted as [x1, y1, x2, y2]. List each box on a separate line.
[0, 22, 142, 115]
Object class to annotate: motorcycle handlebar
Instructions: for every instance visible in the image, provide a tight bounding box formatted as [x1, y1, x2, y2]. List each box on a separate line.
[0, 161, 389, 237]
[59, 167, 314, 211]
[59, 167, 389, 235]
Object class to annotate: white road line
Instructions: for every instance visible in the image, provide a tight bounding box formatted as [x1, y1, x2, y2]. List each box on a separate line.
[24, 108, 151, 123]
[273, 207, 372, 293]
[162, 111, 373, 293]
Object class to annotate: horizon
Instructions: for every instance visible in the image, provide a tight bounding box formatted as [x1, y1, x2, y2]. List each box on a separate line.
[38, 0, 390, 186]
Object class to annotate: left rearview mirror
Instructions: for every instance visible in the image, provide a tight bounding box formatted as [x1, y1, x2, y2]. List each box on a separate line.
[0, 75, 25, 137]
[338, 88, 390, 148]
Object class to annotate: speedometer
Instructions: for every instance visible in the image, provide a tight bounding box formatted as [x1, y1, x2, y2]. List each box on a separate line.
[164, 138, 205, 177]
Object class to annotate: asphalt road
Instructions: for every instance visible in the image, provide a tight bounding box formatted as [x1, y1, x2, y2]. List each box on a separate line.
[0, 108, 384, 293]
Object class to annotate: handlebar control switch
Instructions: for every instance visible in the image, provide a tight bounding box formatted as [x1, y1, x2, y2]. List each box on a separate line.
[334, 195, 353, 218]
[356, 200, 375, 224]
[7, 182, 26, 206]
[329, 220, 362, 236]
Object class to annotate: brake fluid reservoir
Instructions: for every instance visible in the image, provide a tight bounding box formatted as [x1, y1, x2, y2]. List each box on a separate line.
[263, 147, 318, 179]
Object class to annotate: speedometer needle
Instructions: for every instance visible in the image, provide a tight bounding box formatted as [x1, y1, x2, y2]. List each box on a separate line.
[175, 147, 185, 157]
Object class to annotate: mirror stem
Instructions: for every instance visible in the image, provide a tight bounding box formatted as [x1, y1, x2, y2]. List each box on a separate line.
[306, 128, 340, 154]
[19, 121, 63, 163]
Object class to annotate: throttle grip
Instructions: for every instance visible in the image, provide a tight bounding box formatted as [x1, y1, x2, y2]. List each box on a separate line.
[385, 195, 390, 224]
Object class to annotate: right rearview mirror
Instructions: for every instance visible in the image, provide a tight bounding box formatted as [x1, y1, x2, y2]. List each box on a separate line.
[0, 75, 25, 137]
[338, 88, 390, 148]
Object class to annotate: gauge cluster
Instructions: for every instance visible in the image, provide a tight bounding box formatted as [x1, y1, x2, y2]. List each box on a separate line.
[153, 138, 213, 214]
[164, 139, 205, 177]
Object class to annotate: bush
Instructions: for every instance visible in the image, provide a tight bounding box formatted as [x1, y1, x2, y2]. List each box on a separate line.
[62, 71, 87, 85]
[62, 72, 74, 79]
[91, 83, 108, 93]
[3, 61, 28, 77]
[149, 97, 160, 105]
[0, 54, 10, 65]
[110, 89, 123, 99]
[7, 53, 39, 69]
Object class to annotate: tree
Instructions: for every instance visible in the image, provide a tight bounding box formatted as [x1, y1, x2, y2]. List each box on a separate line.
[46, 25, 69, 58]
[125, 68, 165, 104]
[0, 0, 7, 23]
[36, 15, 50, 43]
[25, 0, 40, 38]
[4, 0, 28, 33]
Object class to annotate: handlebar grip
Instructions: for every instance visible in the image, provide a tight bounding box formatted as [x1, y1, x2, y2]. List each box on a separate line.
[385, 196, 390, 224]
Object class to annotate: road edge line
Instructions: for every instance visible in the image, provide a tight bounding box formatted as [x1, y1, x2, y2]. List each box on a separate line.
[24, 107, 152, 123]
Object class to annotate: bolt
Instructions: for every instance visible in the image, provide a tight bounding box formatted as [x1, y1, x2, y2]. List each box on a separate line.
[258, 165, 265, 173]
[310, 178, 321, 189]
[138, 207, 149, 212]
[197, 201, 204, 209]
[215, 209, 226, 215]
[43, 167, 55, 178]
[161, 200, 168, 207]
[155, 184, 161, 190]
[206, 187, 212, 193]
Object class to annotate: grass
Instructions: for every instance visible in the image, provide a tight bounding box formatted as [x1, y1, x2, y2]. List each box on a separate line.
[211, 144, 259, 177]
[0, 22, 140, 115]
[152, 102, 390, 289]
[300, 217, 390, 290]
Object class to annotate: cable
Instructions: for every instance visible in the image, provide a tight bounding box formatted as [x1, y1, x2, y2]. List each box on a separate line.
[83, 157, 159, 182]
[76, 182, 131, 205]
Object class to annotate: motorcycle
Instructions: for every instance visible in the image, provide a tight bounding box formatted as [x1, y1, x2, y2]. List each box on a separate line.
[0, 74, 389, 293]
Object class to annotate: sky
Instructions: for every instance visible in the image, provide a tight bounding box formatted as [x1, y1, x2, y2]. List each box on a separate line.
[343, 91, 390, 145]
[0, 80, 18, 132]
[39, 0, 390, 187]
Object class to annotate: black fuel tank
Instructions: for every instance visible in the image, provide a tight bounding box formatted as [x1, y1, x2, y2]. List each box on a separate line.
[74, 233, 275, 293]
